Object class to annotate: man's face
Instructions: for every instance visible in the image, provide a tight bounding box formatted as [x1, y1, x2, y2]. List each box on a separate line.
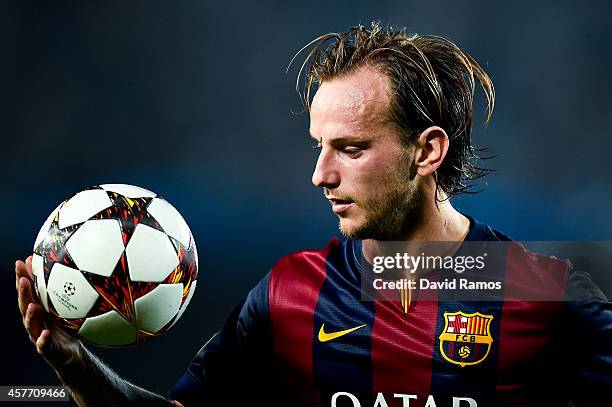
[310, 66, 424, 240]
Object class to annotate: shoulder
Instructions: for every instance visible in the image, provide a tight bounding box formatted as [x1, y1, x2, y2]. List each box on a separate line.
[470, 216, 573, 299]
[505, 240, 572, 278]
[480, 219, 609, 304]
[265, 237, 345, 312]
[269, 237, 342, 288]
[237, 237, 345, 319]
[476, 216, 573, 280]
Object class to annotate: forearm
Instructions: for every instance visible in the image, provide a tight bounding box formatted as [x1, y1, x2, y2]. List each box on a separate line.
[53, 344, 175, 407]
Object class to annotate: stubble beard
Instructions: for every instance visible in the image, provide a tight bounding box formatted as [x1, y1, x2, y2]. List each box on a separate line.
[339, 171, 425, 241]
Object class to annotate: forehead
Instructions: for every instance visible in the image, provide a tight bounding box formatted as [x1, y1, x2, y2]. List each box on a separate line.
[309, 66, 392, 139]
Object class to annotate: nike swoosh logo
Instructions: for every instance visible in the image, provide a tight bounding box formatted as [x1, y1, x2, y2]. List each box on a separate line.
[318, 323, 367, 342]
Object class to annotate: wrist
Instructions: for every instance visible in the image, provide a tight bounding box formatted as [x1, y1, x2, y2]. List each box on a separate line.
[61, 341, 84, 367]
[52, 341, 87, 384]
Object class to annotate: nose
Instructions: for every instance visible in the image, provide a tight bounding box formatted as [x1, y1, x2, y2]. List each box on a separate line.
[311, 147, 340, 188]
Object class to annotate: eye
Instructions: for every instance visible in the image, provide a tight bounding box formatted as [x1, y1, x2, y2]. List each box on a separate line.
[342, 146, 363, 158]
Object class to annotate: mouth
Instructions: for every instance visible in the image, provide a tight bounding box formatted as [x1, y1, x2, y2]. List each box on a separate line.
[327, 197, 354, 214]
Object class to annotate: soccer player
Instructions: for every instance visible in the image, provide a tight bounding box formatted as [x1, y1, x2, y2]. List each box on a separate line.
[15, 23, 612, 406]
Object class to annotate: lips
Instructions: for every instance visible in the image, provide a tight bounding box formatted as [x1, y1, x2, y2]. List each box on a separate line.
[327, 197, 354, 214]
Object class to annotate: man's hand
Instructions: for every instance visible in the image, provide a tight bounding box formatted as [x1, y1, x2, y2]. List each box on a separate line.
[16, 256, 183, 407]
[15, 256, 83, 370]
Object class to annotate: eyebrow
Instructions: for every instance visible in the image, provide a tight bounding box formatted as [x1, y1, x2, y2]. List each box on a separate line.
[309, 132, 369, 144]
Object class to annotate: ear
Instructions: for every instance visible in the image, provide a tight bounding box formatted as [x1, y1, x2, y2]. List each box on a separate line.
[412, 126, 449, 177]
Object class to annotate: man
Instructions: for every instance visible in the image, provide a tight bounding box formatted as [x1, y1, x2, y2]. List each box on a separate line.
[16, 23, 612, 406]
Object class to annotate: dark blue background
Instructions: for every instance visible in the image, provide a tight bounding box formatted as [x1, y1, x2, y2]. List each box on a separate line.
[3, 0, 611, 402]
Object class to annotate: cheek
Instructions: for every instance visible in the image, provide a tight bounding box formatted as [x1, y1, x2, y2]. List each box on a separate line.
[341, 161, 398, 208]
[342, 160, 379, 192]
[348, 154, 397, 189]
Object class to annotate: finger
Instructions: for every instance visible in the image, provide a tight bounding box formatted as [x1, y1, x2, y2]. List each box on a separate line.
[35, 329, 52, 356]
[15, 260, 31, 291]
[15, 261, 21, 291]
[17, 277, 35, 316]
[16, 257, 41, 298]
[25, 255, 34, 278]
[24, 303, 45, 344]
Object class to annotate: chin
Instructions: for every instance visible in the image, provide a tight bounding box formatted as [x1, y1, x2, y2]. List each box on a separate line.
[338, 218, 369, 240]
[338, 218, 357, 236]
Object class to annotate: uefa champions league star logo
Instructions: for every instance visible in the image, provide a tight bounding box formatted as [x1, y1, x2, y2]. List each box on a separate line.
[63, 282, 76, 296]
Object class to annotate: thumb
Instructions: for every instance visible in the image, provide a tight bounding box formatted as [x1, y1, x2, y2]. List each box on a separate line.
[36, 328, 81, 369]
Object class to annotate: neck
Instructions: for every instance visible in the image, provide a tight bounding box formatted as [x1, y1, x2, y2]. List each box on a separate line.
[362, 198, 470, 265]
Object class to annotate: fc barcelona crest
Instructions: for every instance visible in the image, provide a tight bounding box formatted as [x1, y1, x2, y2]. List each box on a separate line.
[439, 311, 494, 367]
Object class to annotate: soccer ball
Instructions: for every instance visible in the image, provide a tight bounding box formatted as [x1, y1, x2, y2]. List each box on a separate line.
[31, 184, 198, 347]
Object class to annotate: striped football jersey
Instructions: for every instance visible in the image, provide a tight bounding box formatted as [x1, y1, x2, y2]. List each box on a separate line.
[169, 216, 612, 406]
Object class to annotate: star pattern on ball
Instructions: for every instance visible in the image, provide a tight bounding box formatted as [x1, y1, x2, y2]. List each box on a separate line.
[33, 185, 198, 343]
